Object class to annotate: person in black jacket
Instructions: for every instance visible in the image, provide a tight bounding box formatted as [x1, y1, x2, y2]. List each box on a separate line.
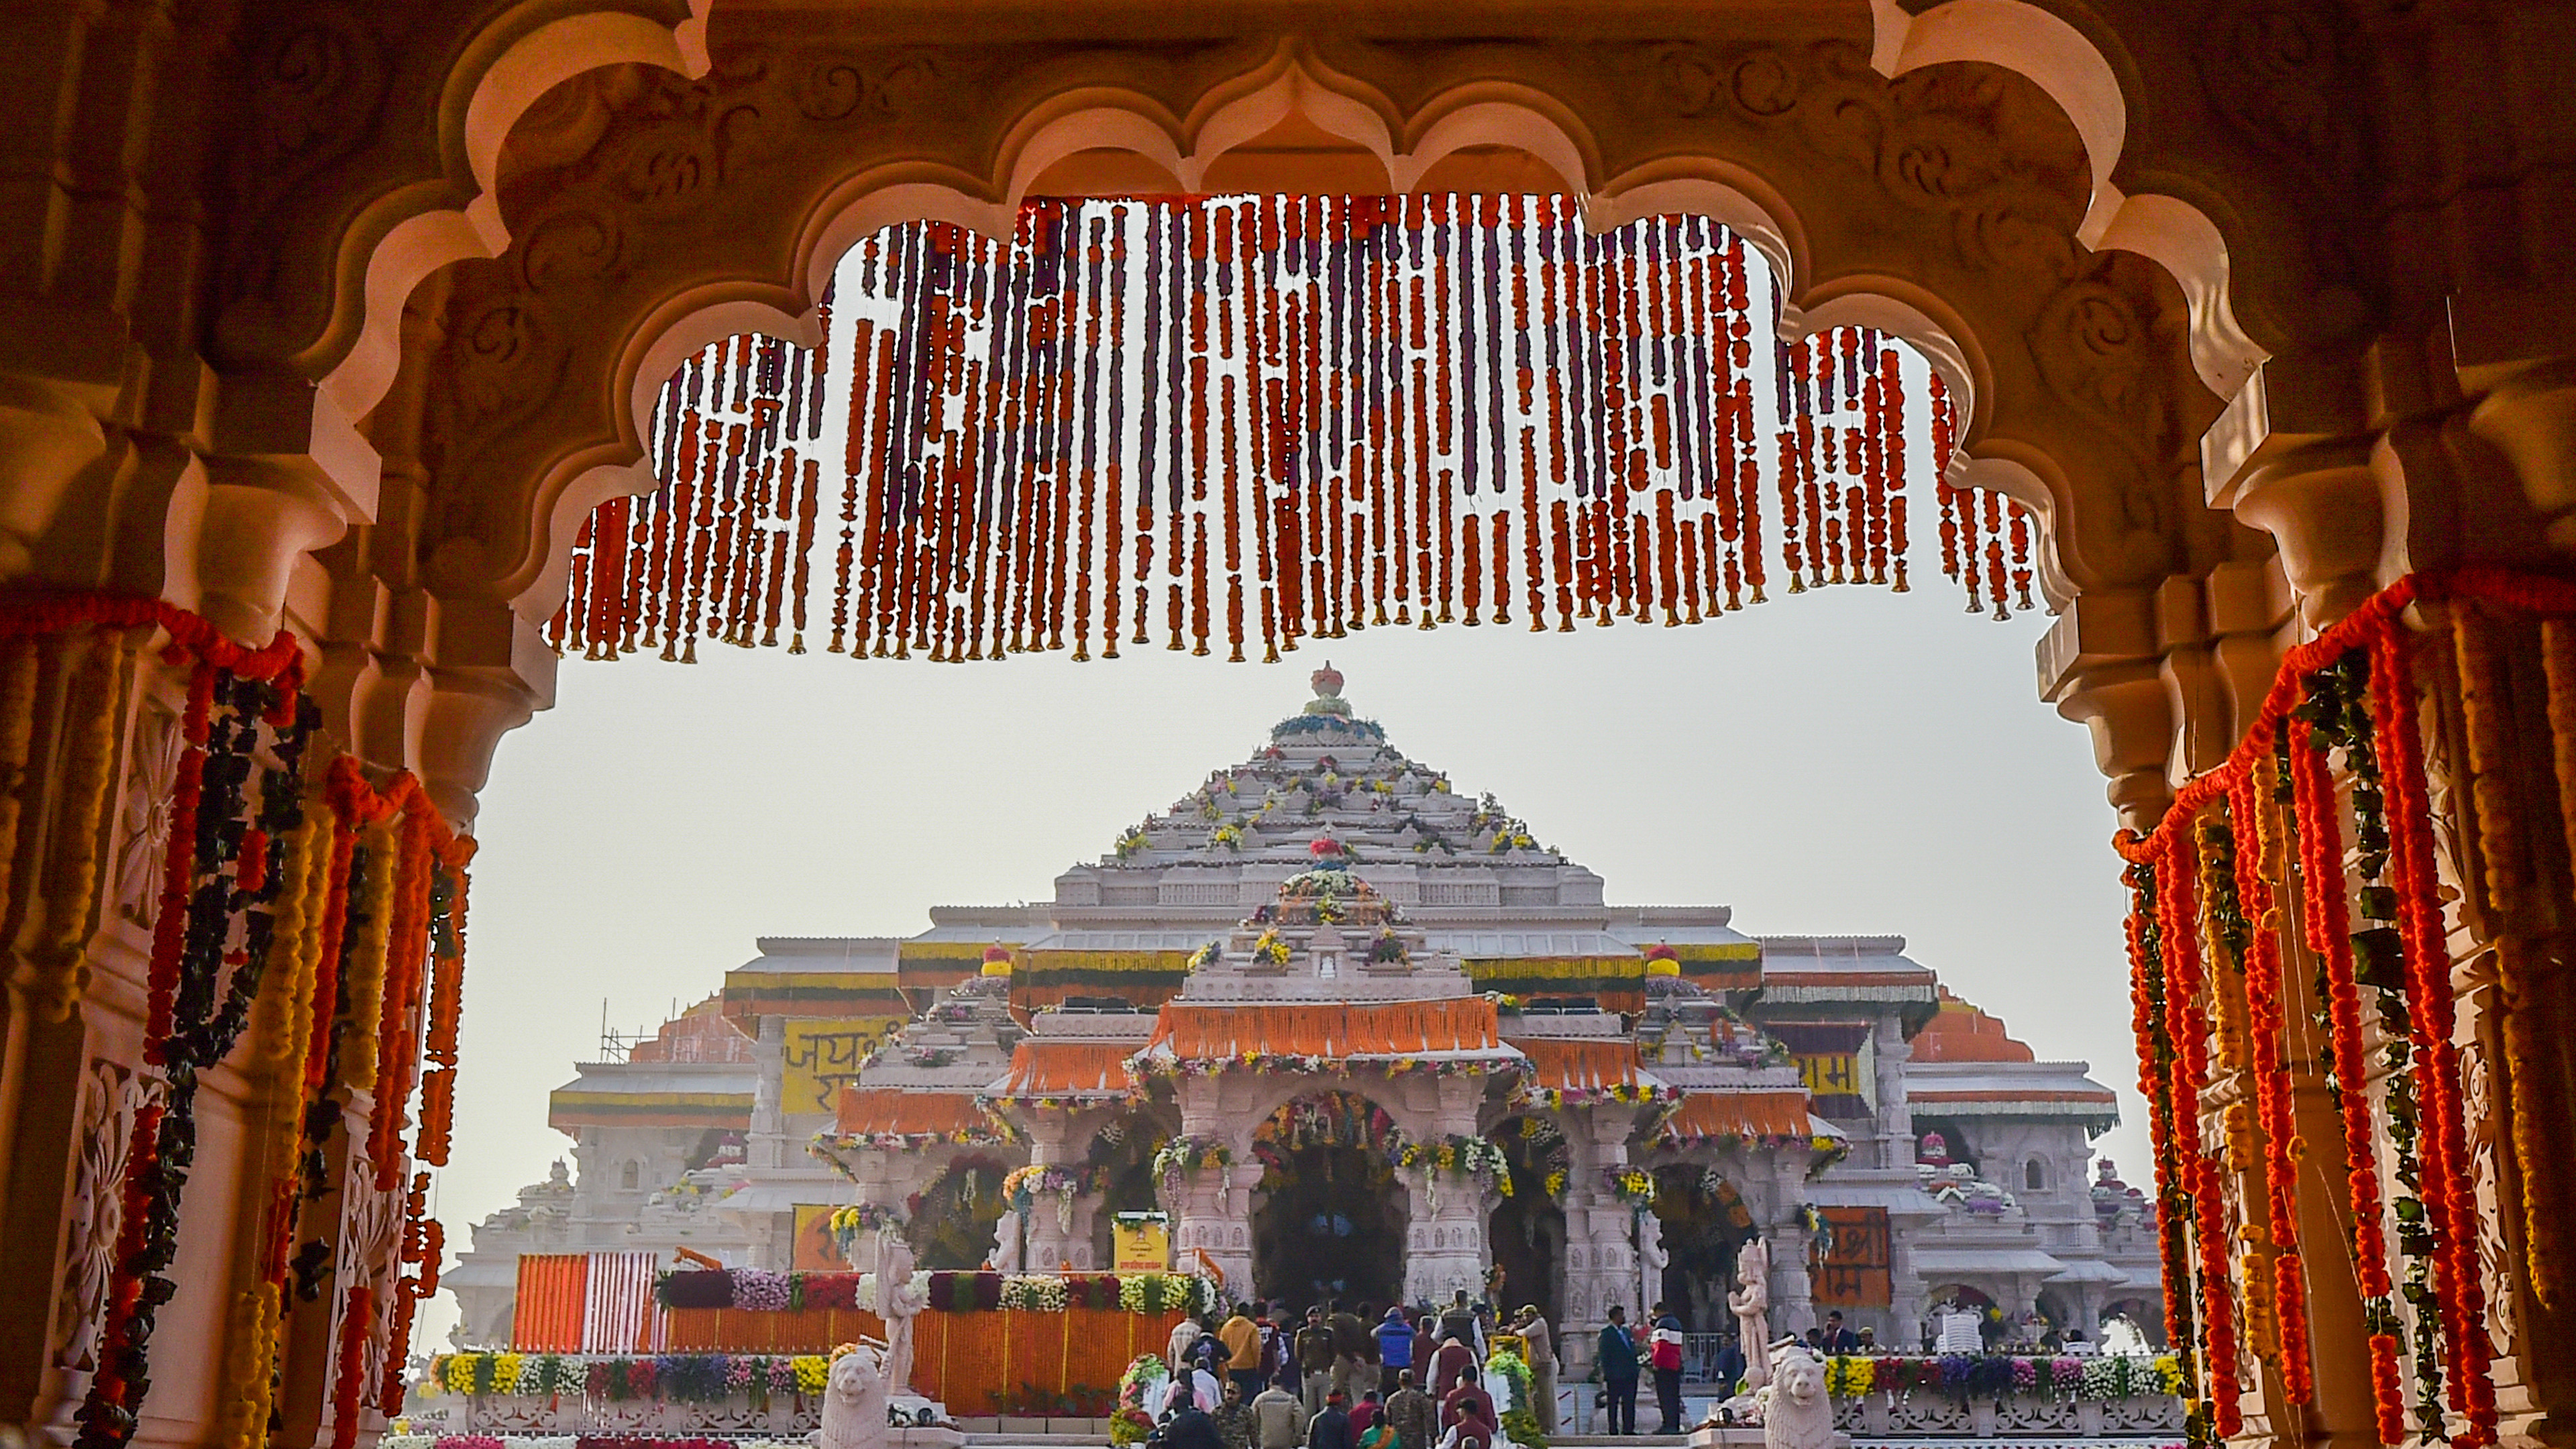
[1595, 1307, 1640, 1436]
[1163, 1401, 1226, 1449]
[1307, 1391, 1354, 1449]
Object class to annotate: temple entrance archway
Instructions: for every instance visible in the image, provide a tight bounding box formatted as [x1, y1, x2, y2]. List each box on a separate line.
[21, 1, 2576, 1443]
[1087, 1116, 1172, 1268]
[909, 1155, 1010, 1271]
[1649, 1165, 1760, 1334]
[1250, 1093, 1411, 1313]
[1489, 1116, 1572, 1324]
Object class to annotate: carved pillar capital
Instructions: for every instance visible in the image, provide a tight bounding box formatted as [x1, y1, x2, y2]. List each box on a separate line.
[2467, 357, 2576, 552]
[0, 372, 108, 581]
[2209, 438, 2387, 630]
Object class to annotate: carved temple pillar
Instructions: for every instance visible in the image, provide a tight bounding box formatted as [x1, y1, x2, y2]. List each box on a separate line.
[1402, 1075, 1490, 1304]
[1169, 1079, 1252, 1290]
[1020, 1116, 1083, 1274]
[1557, 1107, 1639, 1379]
[1767, 1160, 1815, 1338]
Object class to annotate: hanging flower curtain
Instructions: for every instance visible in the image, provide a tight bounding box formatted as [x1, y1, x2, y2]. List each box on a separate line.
[551, 195, 2037, 666]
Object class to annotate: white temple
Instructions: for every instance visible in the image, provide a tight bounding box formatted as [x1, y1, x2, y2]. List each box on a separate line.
[451, 669, 2160, 1365]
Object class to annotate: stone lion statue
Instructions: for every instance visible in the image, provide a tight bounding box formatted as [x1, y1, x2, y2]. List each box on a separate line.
[818, 1344, 893, 1449]
[1758, 1342, 1833, 1449]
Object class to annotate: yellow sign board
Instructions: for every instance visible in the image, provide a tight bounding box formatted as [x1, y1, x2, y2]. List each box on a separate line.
[1113, 1214, 1171, 1273]
[1794, 1052, 1861, 1097]
[782, 1018, 907, 1116]
[793, 1203, 846, 1272]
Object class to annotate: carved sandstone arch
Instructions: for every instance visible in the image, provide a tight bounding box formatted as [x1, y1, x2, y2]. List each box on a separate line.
[382, 30, 2232, 623]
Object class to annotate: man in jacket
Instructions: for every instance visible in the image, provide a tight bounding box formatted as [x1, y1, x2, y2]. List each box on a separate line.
[1252, 1380, 1308, 1449]
[1647, 1303, 1686, 1434]
[1214, 1379, 1256, 1449]
[1163, 1399, 1226, 1449]
[1223, 1303, 1269, 1402]
[1382, 1369, 1438, 1449]
[1307, 1392, 1354, 1449]
[1374, 1307, 1417, 1397]
[1596, 1306, 1640, 1436]
[1328, 1299, 1371, 1401]
[1428, 1330, 1477, 1403]
[1297, 1306, 1340, 1416]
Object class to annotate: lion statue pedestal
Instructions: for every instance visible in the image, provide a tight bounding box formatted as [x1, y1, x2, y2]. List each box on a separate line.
[1690, 1341, 1846, 1449]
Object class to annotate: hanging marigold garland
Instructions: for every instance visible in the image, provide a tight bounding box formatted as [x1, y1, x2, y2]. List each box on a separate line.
[2112, 568, 2576, 1448]
[0, 599, 320, 1449]
[551, 195, 2059, 667]
[0, 593, 475, 1449]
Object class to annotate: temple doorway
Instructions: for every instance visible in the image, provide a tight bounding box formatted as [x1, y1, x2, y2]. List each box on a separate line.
[1250, 1093, 1409, 1312]
[909, 1155, 1010, 1270]
[1649, 1165, 1760, 1333]
[1488, 1116, 1571, 1322]
[1087, 1116, 1169, 1267]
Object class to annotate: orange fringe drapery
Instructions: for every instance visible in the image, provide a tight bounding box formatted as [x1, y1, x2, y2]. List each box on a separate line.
[835, 1088, 1012, 1139]
[999, 1040, 1142, 1097]
[1654, 1091, 1814, 1145]
[512, 1253, 590, 1352]
[1144, 997, 1502, 1060]
[1509, 1037, 1650, 1095]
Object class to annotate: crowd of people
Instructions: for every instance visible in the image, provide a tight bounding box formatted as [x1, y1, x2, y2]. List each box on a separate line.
[1144, 1293, 1559, 1449]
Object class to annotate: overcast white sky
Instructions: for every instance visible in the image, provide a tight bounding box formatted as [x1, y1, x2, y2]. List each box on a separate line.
[418, 580, 2145, 1349]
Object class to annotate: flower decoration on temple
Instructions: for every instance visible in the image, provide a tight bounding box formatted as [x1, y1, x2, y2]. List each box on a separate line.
[828, 1201, 908, 1250]
[1250, 930, 1291, 967]
[1208, 824, 1244, 851]
[1186, 939, 1222, 970]
[1602, 1166, 1658, 1212]
[1394, 1135, 1513, 1206]
[1114, 828, 1148, 860]
[1002, 1164, 1087, 1232]
[1151, 1136, 1232, 1192]
[979, 945, 1014, 978]
[1369, 930, 1408, 965]
[1644, 943, 1682, 979]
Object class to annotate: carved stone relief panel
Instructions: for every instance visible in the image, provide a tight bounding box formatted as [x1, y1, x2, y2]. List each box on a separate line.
[52, 1059, 154, 1374]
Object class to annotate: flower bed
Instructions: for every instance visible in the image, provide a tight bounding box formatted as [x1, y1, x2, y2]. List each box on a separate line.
[1813, 1354, 2186, 1440]
[1823, 1354, 2184, 1401]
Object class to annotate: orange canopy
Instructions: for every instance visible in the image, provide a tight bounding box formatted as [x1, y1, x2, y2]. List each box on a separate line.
[836, 1087, 1004, 1137]
[1144, 998, 1503, 1059]
[1000, 1040, 1140, 1097]
[1509, 1037, 1649, 1093]
[1657, 1090, 1816, 1144]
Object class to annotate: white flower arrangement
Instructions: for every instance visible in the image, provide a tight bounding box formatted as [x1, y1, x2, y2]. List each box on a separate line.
[1001, 1273, 1072, 1311]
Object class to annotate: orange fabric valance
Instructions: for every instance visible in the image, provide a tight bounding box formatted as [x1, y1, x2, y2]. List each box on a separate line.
[1001, 1040, 1141, 1096]
[1509, 1037, 1648, 1092]
[1144, 998, 1502, 1059]
[1657, 1090, 1815, 1144]
[837, 1087, 1003, 1137]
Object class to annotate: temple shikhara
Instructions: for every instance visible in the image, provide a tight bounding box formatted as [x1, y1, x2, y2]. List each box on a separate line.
[456, 669, 2152, 1362]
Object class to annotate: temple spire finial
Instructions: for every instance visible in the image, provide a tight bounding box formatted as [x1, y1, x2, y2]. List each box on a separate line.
[1304, 662, 1352, 717]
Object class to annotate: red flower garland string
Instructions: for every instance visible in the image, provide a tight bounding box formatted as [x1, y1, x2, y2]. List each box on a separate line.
[2371, 625, 2498, 1444]
[2287, 716, 2408, 1442]
[2226, 767, 2314, 1405]
[2158, 822, 2241, 1438]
